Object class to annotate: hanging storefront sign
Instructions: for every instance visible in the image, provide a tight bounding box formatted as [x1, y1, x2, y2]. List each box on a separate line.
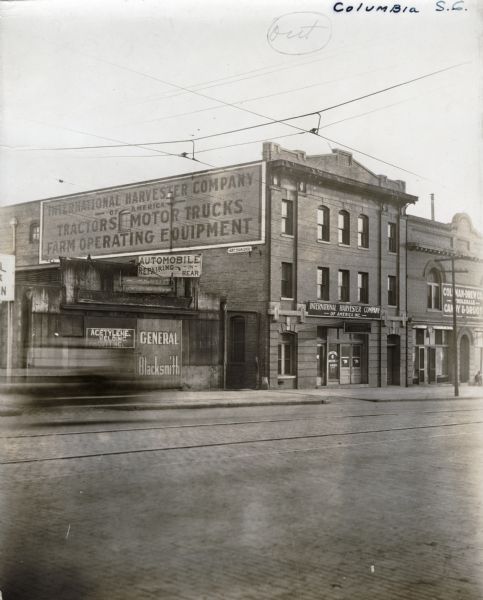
[86, 327, 135, 348]
[136, 319, 182, 385]
[138, 254, 202, 278]
[442, 284, 483, 319]
[306, 301, 381, 319]
[40, 162, 265, 262]
[0, 254, 15, 302]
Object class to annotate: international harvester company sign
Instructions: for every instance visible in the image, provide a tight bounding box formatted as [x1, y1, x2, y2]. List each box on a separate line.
[40, 162, 265, 262]
[306, 302, 381, 319]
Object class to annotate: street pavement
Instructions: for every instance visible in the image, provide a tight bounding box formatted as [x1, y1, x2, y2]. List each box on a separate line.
[1, 394, 483, 599]
[1, 382, 482, 414]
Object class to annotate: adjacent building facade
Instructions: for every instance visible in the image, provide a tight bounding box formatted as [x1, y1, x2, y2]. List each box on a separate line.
[1, 143, 481, 390]
[407, 213, 483, 386]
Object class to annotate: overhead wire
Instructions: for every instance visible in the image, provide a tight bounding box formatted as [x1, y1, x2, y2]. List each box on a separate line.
[19, 61, 468, 156]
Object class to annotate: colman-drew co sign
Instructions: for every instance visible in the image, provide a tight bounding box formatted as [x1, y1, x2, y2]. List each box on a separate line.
[306, 302, 381, 319]
[442, 284, 483, 319]
[40, 162, 265, 262]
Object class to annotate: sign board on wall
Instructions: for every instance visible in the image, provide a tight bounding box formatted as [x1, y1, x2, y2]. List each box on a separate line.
[136, 319, 182, 385]
[442, 284, 483, 319]
[306, 302, 381, 319]
[0, 254, 15, 302]
[86, 328, 135, 348]
[138, 254, 202, 278]
[40, 162, 265, 262]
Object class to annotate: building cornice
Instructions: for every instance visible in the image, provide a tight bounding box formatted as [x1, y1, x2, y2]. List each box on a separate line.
[269, 159, 417, 205]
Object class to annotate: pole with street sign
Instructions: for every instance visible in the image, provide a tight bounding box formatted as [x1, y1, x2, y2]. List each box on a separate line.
[0, 254, 16, 381]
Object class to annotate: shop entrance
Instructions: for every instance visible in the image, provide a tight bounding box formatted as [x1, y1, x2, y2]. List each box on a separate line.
[387, 335, 400, 385]
[327, 342, 365, 385]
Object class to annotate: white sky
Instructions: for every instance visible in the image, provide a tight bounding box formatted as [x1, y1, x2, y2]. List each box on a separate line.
[0, 0, 481, 227]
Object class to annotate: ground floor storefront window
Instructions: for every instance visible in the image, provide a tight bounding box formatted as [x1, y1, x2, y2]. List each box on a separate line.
[278, 333, 296, 377]
[413, 326, 451, 384]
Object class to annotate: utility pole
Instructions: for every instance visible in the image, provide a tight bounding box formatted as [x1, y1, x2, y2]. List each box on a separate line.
[450, 257, 459, 397]
[435, 255, 469, 398]
[167, 191, 174, 252]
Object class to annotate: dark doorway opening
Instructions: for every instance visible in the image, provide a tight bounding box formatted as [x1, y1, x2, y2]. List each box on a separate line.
[459, 335, 470, 383]
[387, 335, 400, 386]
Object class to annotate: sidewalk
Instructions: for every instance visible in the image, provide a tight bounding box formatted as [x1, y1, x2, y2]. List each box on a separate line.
[1, 382, 482, 413]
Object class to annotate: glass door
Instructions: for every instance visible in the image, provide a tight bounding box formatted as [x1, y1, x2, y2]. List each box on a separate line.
[316, 344, 327, 386]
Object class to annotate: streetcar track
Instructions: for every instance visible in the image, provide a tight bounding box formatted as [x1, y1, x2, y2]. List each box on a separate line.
[1, 407, 483, 440]
[1, 419, 482, 465]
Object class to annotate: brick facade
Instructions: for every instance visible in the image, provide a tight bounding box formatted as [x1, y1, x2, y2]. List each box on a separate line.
[1, 143, 481, 390]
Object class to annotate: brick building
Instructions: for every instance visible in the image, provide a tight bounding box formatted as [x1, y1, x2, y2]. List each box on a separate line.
[407, 213, 483, 386]
[0, 143, 481, 389]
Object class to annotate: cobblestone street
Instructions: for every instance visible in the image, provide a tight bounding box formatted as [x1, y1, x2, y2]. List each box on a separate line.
[1, 397, 483, 599]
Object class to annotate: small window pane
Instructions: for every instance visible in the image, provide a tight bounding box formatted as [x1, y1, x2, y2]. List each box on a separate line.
[317, 206, 330, 242]
[338, 211, 350, 245]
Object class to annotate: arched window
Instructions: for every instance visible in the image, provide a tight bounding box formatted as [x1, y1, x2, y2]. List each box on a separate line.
[29, 222, 40, 243]
[427, 269, 442, 310]
[357, 214, 369, 248]
[229, 316, 245, 363]
[338, 210, 350, 245]
[317, 206, 330, 242]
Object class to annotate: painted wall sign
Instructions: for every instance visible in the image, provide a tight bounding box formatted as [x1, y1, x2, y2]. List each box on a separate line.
[86, 327, 135, 348]
[40, 162, 265, 262]
[136, 319, 182, 385]
[306, 301, 381, 319]
[442, 284, 483, 319]
[0, 254, 15, 302]
[138, 254, 202, 278]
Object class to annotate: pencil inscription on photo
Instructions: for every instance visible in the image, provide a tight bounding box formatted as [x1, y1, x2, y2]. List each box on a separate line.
[267, 12, 332, 55]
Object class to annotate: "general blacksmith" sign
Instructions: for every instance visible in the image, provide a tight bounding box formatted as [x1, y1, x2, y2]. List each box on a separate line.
[306, 302, 381, 319]
[40, 162, 265, 262]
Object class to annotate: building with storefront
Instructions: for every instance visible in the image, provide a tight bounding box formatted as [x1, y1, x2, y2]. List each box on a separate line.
[1, 142, 481, 390]
[407, 213, 483, 386]
[264, 143, 415, 389]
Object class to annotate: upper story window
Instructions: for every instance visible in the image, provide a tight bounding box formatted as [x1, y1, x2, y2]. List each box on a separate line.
[388, 275, 397, 306]
[427, 269, 442, 310]
[415, 328, 425, 345]
[281, 198, 294, 235]
[358, 215, 369, 248]
[338, 269, 350, 302]
[317, 267, 330, 301]
[358, 272, 369, 304]
[281, 262, 294, 299]
[29, 222, 40, 243]
[388, 222, 397, 253]
[317, 206, 330, 242]
[338, 210, 350, 245]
